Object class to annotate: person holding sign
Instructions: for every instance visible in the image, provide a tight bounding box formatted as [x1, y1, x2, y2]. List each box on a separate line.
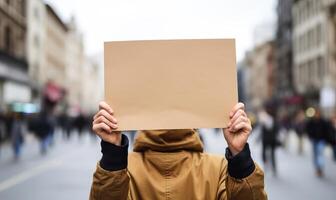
[89, 101, 267, 200]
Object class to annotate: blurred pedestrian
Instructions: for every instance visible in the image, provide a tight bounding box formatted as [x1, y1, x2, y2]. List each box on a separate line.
[74, 112, 86, 138]
[330, 114, 336, 161]
[4, 112, 13, 142]
[58, 112, 72, 140]
[305, 108, 330, 177]
[0, 112, 5, 157]
[277, 110, 291, 149]
[11, 113, 25, 160]
[259, 107, 279, 176]
[294, 109, 306, 155]
[28, 111, 54, 155]
[88, 114, 98, 142]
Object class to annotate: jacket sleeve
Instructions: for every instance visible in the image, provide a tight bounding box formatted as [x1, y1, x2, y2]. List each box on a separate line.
[217, 144, 267, 200]
[89, 134, 130, 200]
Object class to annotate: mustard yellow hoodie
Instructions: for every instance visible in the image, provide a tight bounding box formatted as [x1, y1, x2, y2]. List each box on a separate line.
[90, 129, 267, 200]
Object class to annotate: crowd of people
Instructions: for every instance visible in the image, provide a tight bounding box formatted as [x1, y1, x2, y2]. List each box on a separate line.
[1, 100, 336, 180]
[0, 109, 95, 160]
[256, 104, 336, 178]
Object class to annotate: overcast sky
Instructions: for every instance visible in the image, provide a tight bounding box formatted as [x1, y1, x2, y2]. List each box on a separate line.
[45, 0, 277, 61]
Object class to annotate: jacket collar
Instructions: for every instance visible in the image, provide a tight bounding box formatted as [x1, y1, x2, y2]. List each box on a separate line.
[133, 129, 203, 152]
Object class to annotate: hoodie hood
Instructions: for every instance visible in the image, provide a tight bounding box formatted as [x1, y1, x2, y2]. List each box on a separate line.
[133, 129, 203, 152]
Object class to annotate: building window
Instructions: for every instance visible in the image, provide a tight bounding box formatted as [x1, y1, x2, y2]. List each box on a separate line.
[297, 3, 302, 24]
[293, 9, 297, 25]
[303, 64, 307, 85]
[317, 57, 325, 80]
[308, 29, 313, 49]
[298, 36, 302, 53]
[303, 1, 307, 21]
[299, 64, 302, 85]
[15, 0, 25, 17]
[311, 27, 316, 47]
[316, 0, 321, 11]
[310, 60, 317, 85]
[307, 0, 311, 18]
[316, 24, 321, 46]
[4, 26, 12, 52]
[304, 63, 308, 85]
[312, 0, 317, 15]
[303, 33, 308, 51]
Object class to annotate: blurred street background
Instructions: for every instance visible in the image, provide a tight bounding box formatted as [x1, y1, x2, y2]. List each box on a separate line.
[0, 0, 336, 199]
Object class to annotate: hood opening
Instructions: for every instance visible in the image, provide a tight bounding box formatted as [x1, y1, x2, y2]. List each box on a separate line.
[133, 129, 204, 152]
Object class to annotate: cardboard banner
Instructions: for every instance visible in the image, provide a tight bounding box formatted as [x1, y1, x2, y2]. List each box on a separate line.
[104, 39, 238, 131]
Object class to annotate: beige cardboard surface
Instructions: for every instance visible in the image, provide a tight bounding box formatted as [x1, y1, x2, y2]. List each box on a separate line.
[104, 39, 238, 131]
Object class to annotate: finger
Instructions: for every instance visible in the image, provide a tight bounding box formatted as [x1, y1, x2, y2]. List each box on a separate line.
[230, 116, 248, 130]
[99, 101, 114, 114]
[228, 110, 247, 126]
[95, 109, 117, 123]
[93, 118, 117, 130]
[229, 102, 245, 118]
[94, 116, 118, 129]
[93, 123, 112, 134]
[230, 121, 251, 133]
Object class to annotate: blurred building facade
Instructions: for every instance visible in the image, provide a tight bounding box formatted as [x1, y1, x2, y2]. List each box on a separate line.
[0, 0, 31, 109]
[292, 0, 334, 98]
[322, 0, 336, 114]
[65, 17, 85, 111]
[43, 4, 68, 88]
[24, 0, 102, 114]
[245, 41, 276, 109]
[81, 57, 102, 113]
[276, 0, 295, 98]
[26, 1, 68, 103]
[26, 0, 45, 102]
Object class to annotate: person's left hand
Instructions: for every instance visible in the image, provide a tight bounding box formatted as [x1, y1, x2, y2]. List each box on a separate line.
[222, 103, 252, 156]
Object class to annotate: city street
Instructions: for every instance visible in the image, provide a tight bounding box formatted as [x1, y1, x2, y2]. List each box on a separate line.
[0, 129, 335, 200]
[1, 0, 336, 199]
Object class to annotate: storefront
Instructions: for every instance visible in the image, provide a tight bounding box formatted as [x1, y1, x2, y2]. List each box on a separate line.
[0, 51, 32, 111]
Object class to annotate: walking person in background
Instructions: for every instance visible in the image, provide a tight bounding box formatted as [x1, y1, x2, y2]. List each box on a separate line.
[11, 113, 25, 160]
[330, 114, 336, 161]
[28, 110, 54, 155]
[306, 108, 330, 177]
[58, 112, 71, 140]
[0, 112, 5, 157]
[294, 109, 306, 155]
[4, 112, 13, 143]
[259, 106, 279, 177]
[75, 112, 86, 139]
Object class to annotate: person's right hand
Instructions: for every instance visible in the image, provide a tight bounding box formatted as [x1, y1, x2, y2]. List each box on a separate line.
[92, 101, 121, 146]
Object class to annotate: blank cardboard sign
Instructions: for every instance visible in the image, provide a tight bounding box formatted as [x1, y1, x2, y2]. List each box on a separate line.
[104, 39, 238, 131]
